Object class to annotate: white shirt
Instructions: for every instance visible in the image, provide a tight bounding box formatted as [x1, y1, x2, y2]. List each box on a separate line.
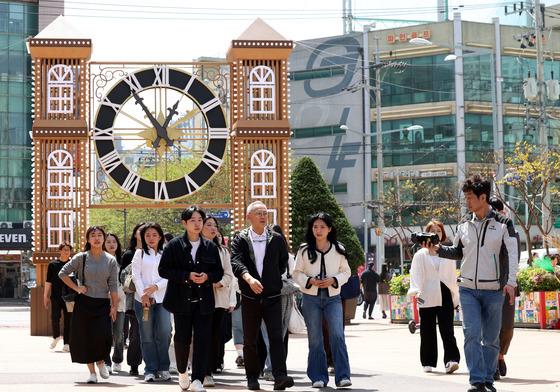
[249, 227, 267, 277]
[190, 239, 200, 262]
[131, 248, 168, 303]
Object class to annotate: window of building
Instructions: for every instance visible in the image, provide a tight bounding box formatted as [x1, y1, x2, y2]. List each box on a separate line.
[47, 64, 74, 114]
[250, 149, 276, 198]
[292, 124, 346, 138]
[330, 183, 348, 193]
[249, 66, 275, 114]
[47, 149, 74, 200]
[47, 210, 74, 248]
[289, 65, 345, 81]
[267, 209, 278, 225]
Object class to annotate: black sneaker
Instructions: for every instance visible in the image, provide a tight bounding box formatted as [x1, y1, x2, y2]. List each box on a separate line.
[247, 379, 260, 390]
[485, 382, 497, 392]
[274, 376, 294, 390]
[498, 359, 507, 377]
[235, 355, 245, 368]
[467, 384, 486, 392]
[130, 366, 139, 376]
[362, 311, 366, 319]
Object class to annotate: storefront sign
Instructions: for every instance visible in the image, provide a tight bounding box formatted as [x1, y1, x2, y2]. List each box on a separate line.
[0, 228, 32, 250]
[387, 30, 431, 44]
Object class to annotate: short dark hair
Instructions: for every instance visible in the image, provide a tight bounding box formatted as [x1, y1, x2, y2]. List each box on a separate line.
[58, 242, 73, 251]
[489, 197, 504, 212]
[163, 232, 174, 243]
[140, 223, 165, 253]
[181, 205, 206, 222]
[462, 175, 491, 202]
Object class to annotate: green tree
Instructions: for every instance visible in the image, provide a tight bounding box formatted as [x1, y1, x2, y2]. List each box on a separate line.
[290, 157, 364, 272]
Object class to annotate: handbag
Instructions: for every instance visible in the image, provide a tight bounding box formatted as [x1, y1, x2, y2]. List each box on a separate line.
[122, 264, 136, 294]
[281, 276, 300, 296]
[288, 299, 306, 334]
[62, 253, 86, 303]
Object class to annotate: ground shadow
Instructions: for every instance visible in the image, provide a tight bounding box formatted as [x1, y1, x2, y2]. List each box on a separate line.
[497, 377, 560, 385]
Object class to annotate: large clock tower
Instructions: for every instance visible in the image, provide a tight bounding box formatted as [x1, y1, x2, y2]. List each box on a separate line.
[227, 19, 294, 240]
[28, 17, 91, 335]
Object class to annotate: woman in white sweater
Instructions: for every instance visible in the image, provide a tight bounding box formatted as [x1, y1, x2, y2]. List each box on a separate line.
[408, 220, 460, 374]
[293, 212, 352, 389]
[132, 222, 171, 382]
[201, 216, 233, 387]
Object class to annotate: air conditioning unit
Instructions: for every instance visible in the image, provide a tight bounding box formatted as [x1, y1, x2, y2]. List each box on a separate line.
[23, 220, 33, 229]
[0, 221, 12, 229]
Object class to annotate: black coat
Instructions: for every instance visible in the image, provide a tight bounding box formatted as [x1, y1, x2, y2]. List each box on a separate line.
[158, 234, 224, 315]
[230, 227, 288, 299]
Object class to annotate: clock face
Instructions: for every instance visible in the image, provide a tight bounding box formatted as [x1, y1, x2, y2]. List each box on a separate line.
[92, 66, 228, 201]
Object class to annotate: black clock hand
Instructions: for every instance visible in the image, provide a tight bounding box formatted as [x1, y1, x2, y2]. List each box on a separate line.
[132, 91, 172, 149]
[156, 100, 180, 147]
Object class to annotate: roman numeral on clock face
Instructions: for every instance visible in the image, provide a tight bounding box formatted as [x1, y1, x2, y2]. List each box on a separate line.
[123, 73, 143, 93]
[184, 174, 200, 194]
[92, 127, 114, 140]
[200, 97, 221, 113]
[208, 128, 229, 139]
[98, 150, 121, 174]
[122, 171, 141, 195]
[153, 66, 169, 87]
[202, 151, 224, 172]
[101, 97, 122, 114]
[154, 181, 169, 201]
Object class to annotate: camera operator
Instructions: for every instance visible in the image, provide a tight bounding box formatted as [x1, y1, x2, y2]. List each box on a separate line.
[408, 220, 460, 375]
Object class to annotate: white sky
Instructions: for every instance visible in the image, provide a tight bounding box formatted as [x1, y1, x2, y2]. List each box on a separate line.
[52, 0, 557, 61]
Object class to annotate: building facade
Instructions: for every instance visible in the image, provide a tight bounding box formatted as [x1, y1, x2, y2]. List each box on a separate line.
[289, 16, 560, 268]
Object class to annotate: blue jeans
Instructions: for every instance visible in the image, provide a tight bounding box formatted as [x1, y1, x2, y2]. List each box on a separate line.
[301, 292, 351, 386]
[134, 301, 172, 375]
[459, 287, 504, 385]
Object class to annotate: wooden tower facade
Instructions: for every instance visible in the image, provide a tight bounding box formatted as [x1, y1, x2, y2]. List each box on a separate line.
[227, 19, 293, 239]
[28, 18, 91, 334]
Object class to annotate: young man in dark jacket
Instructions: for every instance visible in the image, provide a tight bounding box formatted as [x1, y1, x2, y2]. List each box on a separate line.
[436, 176, 518, 392]
[230, 201, 293, 391]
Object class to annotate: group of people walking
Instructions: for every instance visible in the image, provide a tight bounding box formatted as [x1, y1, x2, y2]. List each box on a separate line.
[45, 201, 354, 391]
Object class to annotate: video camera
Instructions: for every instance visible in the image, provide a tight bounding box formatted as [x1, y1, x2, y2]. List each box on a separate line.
[410, 232, 440, 246]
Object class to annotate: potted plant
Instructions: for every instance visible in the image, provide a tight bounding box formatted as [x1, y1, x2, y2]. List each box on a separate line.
[389, 274, 413, 323]
[515, 266, 560, 329]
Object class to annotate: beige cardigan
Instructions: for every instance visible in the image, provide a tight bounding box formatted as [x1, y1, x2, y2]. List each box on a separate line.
[293, 243, 351, 296]
[213, 247, 234, 309]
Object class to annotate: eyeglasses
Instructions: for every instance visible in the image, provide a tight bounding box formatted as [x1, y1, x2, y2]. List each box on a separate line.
[252, 211, 268, 217]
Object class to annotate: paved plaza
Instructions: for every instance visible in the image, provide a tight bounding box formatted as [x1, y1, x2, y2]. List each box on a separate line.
[0, 305, 558, 392]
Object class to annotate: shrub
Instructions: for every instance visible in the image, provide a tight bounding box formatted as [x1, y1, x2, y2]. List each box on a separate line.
[389, 274, 410, 295]
[517, 267, 560, 292]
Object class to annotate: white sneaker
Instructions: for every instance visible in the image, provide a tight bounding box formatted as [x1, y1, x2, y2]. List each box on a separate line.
[337, 378, 352, 388]
[203, 375, 215, 387]
[97, 363, 110, 379]
[169, 366, 178, 375]
[86, 373, 98, 384]
[423, 366, 433, 373]
[112, 362, 122, 372]
[62, 344, 70, 352]
[445, 361, 459, 374]
[312, 380, 325, 388]
[179, 372, 190, 390]
[159, 371, 172, 381]
[49, 336, 62, 349]
[144, 373, 156, 382]
[191, 379, 206, 392]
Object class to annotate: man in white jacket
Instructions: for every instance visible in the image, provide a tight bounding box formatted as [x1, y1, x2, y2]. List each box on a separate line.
[436, 175, 517, 392]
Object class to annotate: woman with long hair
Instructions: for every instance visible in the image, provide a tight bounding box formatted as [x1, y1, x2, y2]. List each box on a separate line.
[121, 222, 145, 376]
[132, 222, 172, 382]
[58, 226, 119, 384]
[159, 206, 223, 392]
[201, 216, 233, 387]
[104, 233, 126, 373]
[377, 264, 392, 319]
[293, 212, 352, 389]
[408, 219, 460, 374]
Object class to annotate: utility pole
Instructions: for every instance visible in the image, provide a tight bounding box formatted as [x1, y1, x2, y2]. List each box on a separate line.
[362, 24, 373, 268]
[374, 34, 384, 273]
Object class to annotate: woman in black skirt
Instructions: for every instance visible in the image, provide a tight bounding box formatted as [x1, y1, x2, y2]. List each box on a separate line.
[59, 226, 119, 384]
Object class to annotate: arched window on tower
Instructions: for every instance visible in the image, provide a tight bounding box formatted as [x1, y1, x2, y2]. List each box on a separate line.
[47, 64, 74, 114]
[46, 149, 75, 249]
[250, 149, 276, 199]
[47, 150, 74, 200]
[249, 66, 275, 114]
